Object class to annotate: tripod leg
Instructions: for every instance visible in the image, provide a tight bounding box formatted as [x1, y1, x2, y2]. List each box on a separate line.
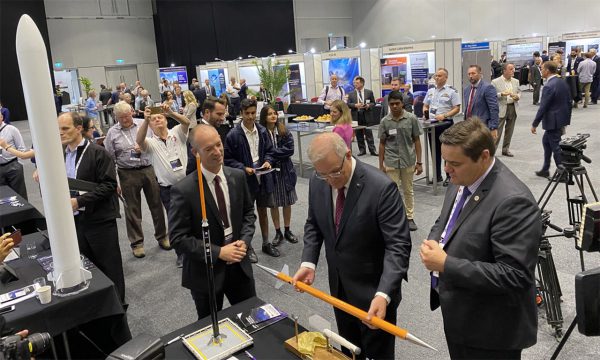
[550, 316, 577, 360]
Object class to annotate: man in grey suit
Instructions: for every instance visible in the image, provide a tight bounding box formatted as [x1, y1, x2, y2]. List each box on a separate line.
[421, 119, 541, 359]
[491, 63, 521, 157]
[293, 133, 411, 359]
[381, 77, 413, 116]
[347, 76, 378, 156]
[169, 125, 257, 319]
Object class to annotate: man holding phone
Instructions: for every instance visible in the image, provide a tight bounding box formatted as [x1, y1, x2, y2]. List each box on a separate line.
[0, 233, 16, 263]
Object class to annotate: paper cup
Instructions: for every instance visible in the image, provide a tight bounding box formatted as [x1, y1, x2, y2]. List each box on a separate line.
[37, 285, 52, 304]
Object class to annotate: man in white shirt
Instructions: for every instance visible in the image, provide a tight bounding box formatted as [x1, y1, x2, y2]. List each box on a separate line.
[317, 74, 346, 111]
[491, 63, 521, 157]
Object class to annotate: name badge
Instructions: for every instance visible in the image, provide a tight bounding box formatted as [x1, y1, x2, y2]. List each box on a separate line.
[130, 150, 141, 161]
[169, 157, 183, 171]
[389, 128, 398, 135]
[224, 226, 233, 244]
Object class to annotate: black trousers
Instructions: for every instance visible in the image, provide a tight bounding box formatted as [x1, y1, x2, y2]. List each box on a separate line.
[333, 281, 397, 359]
[0, 160, 27, 200]
[447, 341, 522, 360]
[189, 264, 256, 320]
[532, 83, 542, 104]
[591, 76, 599, 102]
[356, 112, 376, 153]
[427, 119, 453, 180]
[230, 97, 241, 117]
[542, 129, 562, 172]
[75, 217, 125, 304]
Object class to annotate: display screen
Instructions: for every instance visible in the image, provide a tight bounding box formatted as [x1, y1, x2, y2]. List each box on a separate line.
[507, 43, 542, 68]
[159, 67, 189, 90]
[322, 57, 361, 94]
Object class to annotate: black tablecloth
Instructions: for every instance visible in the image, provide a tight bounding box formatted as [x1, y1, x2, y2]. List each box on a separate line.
[1, 232, 125, 336]
[0, 186, 45, 231]
[287, 103, 326, 118]
[162, 297, 302, 359]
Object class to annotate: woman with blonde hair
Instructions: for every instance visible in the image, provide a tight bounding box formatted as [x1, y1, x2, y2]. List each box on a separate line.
[329, 99, 353, 151]
[182, 90, 198, 125]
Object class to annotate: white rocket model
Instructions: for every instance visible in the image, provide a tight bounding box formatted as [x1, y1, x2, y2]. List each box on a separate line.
[15, 15, 91, 294]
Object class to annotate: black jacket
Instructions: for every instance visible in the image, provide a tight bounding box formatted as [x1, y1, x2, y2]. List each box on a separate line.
[67, 140, 120, 223]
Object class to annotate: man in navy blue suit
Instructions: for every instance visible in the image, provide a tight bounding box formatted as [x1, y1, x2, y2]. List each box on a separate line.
[463, 65, 499, 140]
[531, 61, 572, 178]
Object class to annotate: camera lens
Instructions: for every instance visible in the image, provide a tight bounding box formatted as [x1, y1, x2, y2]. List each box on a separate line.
[27, 332, 51, 355]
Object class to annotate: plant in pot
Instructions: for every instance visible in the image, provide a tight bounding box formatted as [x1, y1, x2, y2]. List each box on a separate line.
[252, 58, 294, 111]
[79, 76, 93, 98]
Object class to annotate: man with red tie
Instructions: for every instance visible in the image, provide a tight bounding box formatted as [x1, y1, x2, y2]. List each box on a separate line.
[463, 65, 499, 140]
[293, 133, 411, 359]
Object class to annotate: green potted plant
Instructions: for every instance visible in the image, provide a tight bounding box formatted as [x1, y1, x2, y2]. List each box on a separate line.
[253, 58, 293, 109]
[79, 76, 93, 97]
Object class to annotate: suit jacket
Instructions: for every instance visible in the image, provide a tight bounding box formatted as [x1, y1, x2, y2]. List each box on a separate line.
[567, 56, 583, 74]
[530, 64, 543, 86]
[380, 93, 413, 117]
[347, 88, 376, 125]
[302, 159, 411, 310]
[239, 83, 248, 99]
[428, 160, 541, 350]
[463, 81, 499, 129]
[491, 76, 521, 118]
[532, 76, 572, 131]
[169, 167, 256, 293]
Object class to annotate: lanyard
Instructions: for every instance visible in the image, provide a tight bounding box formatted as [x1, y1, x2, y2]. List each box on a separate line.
[120, 127, 135, 147]
[73, 140, 90, 177]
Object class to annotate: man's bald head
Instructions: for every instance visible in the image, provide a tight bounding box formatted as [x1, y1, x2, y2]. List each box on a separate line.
[192, 125, 223, 172]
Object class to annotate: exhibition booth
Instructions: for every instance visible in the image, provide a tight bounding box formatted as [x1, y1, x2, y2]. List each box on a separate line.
[197, 61, 232, 97]
[563, 30, 600, 55]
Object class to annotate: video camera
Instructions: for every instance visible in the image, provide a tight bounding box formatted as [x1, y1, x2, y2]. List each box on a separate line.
[560, 133, 592, 168]
[0, 332, 51, 360]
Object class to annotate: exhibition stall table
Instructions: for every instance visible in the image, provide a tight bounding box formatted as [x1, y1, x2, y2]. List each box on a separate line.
[287, 103, 326, 118]
[162, 296, 301, 359]
[0, 186, 45, 231]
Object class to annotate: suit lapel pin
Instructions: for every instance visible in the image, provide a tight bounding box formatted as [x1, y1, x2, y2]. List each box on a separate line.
[474, 195, 480, 202]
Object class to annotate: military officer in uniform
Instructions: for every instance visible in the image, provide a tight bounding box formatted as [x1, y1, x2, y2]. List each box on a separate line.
[423, 68, 461, 186]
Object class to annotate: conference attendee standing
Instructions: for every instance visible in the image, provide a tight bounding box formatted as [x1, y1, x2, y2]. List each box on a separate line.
[239, 79, 248, 100]
[104, 101, 170, 258]
[576, 52, 597, 108]
[56, 112, 125, 303]
[381, 77, 413, 116]
[182, 90, 198, 126]
[134, 90, 155, 118]
[347, 76, 377, 156]
[329, 100, 353, 151]
[378, 91, 423, 232]
[317, 74, 346, 111]
[293, 133, 411, 360]
[85, 90, 99, 120]
[531, 57, 543, 105]
[421, 119, 541, 359]
[541, 50, 550, 62]
[492, 63, 521, 157]
[224, 99, 277, 261]
[258, 105, 299, 247]
[227, 77, 241, 116]
[531, 61, 572, 179]
[423, 68, 460, 185]
[590, 48, 600, 104]
[0, 112, 27, 199]
[566, 49, 583, 75]
[463, 65, 499, 139]
[170, 124, 257, 319]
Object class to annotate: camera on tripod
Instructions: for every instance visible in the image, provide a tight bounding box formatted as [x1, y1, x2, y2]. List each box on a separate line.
[0, 332, 51, 360]
[559, 133, 591, 168]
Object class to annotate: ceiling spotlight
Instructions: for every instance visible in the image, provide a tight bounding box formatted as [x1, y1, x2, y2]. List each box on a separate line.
[331, 45, 337, 51]
[288, 49, 294, 54]
[237, 56, 243, 60]
[214, 57, 224, 62]
[247, 55, 257, 58]
[271, 53, 277, 57]
[310, 48, 316, 54]
[170, 63, 175, 67]
[359, 42, 366, 48]
[430, 35, 436, 39]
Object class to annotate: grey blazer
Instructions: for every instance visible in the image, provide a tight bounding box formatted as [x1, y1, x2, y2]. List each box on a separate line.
[428, 160, 541, 350]
[381, 93, 413, 117]
[302, 159, 411, 309]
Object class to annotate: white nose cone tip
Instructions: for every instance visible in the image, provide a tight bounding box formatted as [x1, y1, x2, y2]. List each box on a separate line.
[16, 15, 92, 294]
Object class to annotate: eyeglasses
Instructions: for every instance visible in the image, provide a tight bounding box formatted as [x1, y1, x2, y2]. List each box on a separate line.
[315, 156, 346, 180]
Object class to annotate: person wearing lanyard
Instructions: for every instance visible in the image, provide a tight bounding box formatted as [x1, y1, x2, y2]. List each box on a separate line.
[421, 119, 540, 359]
[423, 68, 461, 186]
[56, 111, 125, 303]
[0, 111, 28, 200]
[105, 101, 171, 259]
[137, 103, 190, 267]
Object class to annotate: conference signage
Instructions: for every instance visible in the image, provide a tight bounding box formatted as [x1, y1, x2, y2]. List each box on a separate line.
[159, 66, 189, 90]
[322, 57, 360, 94]
[563, 31, 600, 40]
[321, 49, 361, 60]
[380, 57, 407, 96]
[287, 64, 303, 103]
[461, 42, 490, 51]
[208, 68, 226, 96]
[382, 42, 435, 55]
[409, 53, 429, 93]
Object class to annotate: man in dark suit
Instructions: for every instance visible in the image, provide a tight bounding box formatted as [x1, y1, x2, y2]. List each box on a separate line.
[293, 133, 411, 359]
[566, 48, 584, 74]
[421, 119, 541, 359]
[590, 48, 600, 104]
[347, 76, 378, 156]
[239, 78, 248, 100]
[170, 124, 257, 319]
[531, 61, 572, 179]
[531, 57, 543, 105]
[463, 65, 499, 140]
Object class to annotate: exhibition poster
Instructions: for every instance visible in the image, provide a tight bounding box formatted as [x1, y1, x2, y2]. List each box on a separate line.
[287, 64, 303, 102]
[159, 66, 189, 90]
[507, 43, 542, 67]
[549, 42, 566, 58]
[380, 57, 407, 95]
[208, 68, 226, 96]
[410, 53, 429, 93]
[322, 57, 360, 94]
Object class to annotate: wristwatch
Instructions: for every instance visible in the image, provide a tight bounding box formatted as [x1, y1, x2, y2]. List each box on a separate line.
[416, 162, 423, 165]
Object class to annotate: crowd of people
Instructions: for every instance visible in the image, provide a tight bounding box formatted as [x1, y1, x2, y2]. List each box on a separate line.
[0, 49, 596, 358]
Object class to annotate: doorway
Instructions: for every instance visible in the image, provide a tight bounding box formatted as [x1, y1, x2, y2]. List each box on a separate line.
[105, 65, 139, 90]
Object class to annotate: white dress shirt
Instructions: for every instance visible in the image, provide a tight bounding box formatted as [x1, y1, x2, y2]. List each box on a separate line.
[201, 164, 231, 228]
[242, 123, 259, 163]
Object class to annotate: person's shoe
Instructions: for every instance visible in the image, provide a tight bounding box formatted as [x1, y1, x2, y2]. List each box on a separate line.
[132, 247, 145, 258]
[370, 151, 378, 156]
[247, 246, 258, 263]
[284, 230, 299, 243]
[158, 238, 172, 250]
[590, 101, 597, 105]
[502, 151, 514, 157]
[357, 151, 367, 156]
[408, 219, 418, 231]
[176, 254, 183, 268]
[272, 232, 284, 247]
[583, 104, 588, 108]
[262, 243, 280, 257]
[535, 170, 550, 178]
[442, 178, 450, 187]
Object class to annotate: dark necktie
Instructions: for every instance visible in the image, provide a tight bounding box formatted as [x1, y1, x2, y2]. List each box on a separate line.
[214, 175, 230, 229]
[466, 86, 476, 118]
[335, 187, 345, 235]
[431, 187, 472, 289]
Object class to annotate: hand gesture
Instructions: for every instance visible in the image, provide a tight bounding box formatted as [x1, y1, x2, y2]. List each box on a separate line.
[292, 267, 315, 292]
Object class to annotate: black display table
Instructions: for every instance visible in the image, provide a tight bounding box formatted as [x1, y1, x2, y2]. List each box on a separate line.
[0, 186, 45, 233]
[162, 296, 302, 359]
[287, 103, 326, 118]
